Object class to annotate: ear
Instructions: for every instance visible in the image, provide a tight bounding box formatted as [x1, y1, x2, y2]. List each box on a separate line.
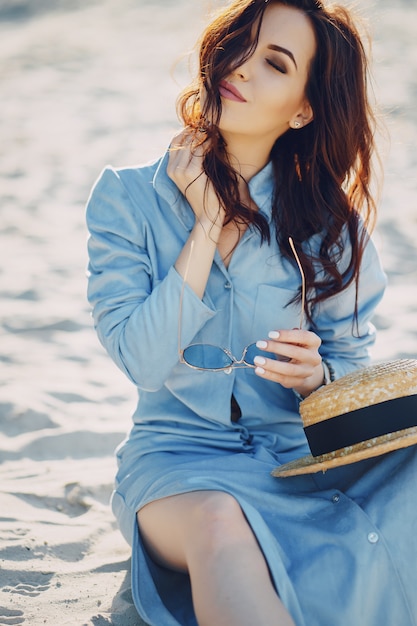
[291, 101, 314, 130]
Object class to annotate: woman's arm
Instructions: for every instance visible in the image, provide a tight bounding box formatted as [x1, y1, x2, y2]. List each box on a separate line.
[86, 164, 217, 392]
[168, 130, 226, 299]
[86, 132, 226, 392]
[311, 233, 387, 379]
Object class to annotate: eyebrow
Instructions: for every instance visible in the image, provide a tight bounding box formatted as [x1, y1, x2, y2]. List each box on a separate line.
[267, 44, 298, 70]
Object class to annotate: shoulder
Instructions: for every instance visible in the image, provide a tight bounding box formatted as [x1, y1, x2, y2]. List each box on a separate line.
[85, 155, 168, 232]
[87, 156, 162, 207]
[85, 148, 193, 241]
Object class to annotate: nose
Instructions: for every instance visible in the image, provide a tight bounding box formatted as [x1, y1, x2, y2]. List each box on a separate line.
[231, 59, 250, 81]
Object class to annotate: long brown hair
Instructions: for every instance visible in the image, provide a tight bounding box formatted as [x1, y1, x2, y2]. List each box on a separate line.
[177, 0, 378, 324]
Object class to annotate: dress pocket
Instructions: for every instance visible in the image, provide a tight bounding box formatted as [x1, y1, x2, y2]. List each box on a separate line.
[251, 284, 300, 339]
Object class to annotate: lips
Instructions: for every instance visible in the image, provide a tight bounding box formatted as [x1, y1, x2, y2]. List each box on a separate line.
[219, 80, 247, 103]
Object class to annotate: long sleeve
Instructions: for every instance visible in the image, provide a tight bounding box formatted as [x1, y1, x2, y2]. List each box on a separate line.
[314, 232, 387, 379]
[86, 166, 215, 391]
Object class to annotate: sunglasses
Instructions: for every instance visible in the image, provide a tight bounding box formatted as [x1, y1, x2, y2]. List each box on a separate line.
[178, 237, 306, 372]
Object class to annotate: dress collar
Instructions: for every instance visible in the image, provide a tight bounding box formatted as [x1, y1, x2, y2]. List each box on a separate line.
[153, 147, 275, 229]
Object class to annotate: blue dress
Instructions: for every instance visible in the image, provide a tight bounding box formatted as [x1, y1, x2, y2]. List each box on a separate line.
[86, 149, 417, 626]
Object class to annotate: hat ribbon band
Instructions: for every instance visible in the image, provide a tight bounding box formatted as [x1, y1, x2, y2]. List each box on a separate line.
[304, 394, 417, 457]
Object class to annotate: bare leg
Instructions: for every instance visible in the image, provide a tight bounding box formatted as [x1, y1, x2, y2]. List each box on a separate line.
[137, 491, 296, 626]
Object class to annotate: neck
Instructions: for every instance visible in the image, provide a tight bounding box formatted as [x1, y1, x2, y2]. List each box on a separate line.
[221, 132, 276, 181]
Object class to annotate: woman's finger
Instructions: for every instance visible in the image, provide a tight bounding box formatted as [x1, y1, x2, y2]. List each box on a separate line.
[256, 329, 321, 363]
[253, 328, 324, 394]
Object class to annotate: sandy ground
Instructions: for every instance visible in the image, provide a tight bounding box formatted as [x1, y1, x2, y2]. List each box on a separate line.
[0, 0, 416, 624]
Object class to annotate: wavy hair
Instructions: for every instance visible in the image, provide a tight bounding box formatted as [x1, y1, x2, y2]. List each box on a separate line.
[177, 0, 378, 324]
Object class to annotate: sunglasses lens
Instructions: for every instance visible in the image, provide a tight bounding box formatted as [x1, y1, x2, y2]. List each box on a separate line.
[183, 345, 234, 370]
[244, 343, 290, 366]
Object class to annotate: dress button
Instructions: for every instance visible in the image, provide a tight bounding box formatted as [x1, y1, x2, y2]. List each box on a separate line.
[332, 494, 340, 503]
[224, 282, 232, 289]
[367, 532, 379, 544]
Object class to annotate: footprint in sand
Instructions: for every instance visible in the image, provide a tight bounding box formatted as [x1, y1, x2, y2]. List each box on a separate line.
[2, 582, 50, 598]
[0, 575, 53, 624]
[0, 606, 25, 625]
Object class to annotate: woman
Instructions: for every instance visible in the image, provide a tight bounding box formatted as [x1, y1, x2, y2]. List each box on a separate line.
[86, 1, 417, 625]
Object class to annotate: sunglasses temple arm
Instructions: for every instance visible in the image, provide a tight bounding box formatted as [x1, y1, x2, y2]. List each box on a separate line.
[178, 240, 195, 360]
[288, 237, 306, 330]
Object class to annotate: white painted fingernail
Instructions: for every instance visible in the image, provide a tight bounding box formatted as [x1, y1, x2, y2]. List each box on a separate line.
[256, 340, 268, 349]
[255, 367, 265, 375]
[254, 356, 266, 366]
[268, 331, 280, 339]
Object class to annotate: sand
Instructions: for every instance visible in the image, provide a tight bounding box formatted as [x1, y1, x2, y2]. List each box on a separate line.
[0, 0, 416, 624]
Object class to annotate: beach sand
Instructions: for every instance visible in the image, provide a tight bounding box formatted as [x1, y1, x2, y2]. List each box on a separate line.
[0, 1, 416, 624]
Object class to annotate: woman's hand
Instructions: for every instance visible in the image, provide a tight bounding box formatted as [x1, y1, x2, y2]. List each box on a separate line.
[170, 129, 226, 300]
[254, 329, 324, 398]
[167, 129, 225, 229]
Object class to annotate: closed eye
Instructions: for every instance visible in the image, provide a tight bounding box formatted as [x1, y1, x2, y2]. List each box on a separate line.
[266, 58, 286, 74]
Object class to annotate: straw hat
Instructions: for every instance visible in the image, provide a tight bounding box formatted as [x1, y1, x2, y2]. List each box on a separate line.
[273, 359, 417, 477]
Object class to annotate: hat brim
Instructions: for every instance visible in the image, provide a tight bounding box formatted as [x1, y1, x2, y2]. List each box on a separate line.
[272, 426, 417, 478]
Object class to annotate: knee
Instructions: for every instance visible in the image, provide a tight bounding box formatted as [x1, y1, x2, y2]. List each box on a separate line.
[190, 492, 249, 552]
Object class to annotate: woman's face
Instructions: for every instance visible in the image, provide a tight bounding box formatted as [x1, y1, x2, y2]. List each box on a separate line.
[217, 2, 316, 145]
